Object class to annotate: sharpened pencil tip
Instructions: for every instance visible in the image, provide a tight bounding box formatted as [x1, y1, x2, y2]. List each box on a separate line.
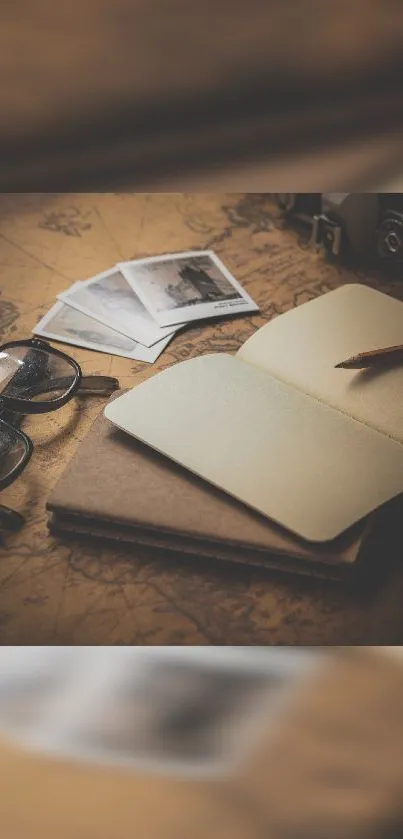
[335, 360, 362, 369]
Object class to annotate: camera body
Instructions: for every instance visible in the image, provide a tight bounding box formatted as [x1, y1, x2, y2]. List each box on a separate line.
[275, 194, 403, 265]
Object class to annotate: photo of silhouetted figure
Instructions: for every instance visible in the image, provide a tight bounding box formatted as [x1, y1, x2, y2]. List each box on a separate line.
[165, 257, 242, 308]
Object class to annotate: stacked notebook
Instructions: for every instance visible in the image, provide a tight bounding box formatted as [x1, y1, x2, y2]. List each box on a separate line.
[48, 283, 403, 581]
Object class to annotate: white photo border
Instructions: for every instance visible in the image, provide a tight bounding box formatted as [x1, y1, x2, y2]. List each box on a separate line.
[118, 250, 259, 327]
[33, 302, 173, 363]
[58, 269, 177, 348]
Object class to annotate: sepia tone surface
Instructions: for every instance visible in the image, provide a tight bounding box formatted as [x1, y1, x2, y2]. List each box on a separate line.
[1, 192, 403, 644]
[1, 648, 403, 838]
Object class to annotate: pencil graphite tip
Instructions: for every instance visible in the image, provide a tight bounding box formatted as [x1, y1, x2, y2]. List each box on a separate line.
[335, 359, 360, 369]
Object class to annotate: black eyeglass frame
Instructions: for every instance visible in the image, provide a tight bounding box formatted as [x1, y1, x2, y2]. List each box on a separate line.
[0, 337, 82, 494]
[0, 419, 33, 492]
[0, 337, 82, 414]
[0, 337, 119, 526]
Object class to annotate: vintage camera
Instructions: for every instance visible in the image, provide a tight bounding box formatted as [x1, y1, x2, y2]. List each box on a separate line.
[275, 193, 403, 266]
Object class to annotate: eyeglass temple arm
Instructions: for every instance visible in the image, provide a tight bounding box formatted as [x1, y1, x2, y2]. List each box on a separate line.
[76, 375, 120, 395]
[5, 374, 120, 399]
[40, 374, 120, 395]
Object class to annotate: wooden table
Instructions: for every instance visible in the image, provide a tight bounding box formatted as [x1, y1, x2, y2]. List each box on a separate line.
[1, 192, 403, 645]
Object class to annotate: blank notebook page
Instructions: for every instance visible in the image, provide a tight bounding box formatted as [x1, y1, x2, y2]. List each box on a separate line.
[104, 354, 403, 542]
[238, 283, 403, 444]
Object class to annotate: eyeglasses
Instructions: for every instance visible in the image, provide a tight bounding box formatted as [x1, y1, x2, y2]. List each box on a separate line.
[0, 337, 119, 532]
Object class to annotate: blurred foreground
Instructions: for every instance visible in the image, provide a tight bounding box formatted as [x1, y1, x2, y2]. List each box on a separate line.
[2, 1, 403, 189]
[0, 646, 402, 838]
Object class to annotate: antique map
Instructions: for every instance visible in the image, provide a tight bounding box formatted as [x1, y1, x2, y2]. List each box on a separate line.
[1, 192, 403, 644]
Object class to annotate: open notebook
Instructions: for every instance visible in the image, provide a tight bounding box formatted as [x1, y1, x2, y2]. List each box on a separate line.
[105, 284, 403, 543]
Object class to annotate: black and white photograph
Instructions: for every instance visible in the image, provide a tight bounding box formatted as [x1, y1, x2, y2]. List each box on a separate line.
[33, 302, 173, 363]
[118, 250, 259, 327]
[58, 270, 177, 348]
[66, 656, 276, 770]
[0, 647, 318, 778]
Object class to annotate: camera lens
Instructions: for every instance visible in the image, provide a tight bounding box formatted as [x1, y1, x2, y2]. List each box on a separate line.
[377, 217, 403, 261]
[385, 232, 400, 253]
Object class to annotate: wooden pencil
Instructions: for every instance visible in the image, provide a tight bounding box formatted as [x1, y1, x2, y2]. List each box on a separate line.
[335, 344, 403, 369]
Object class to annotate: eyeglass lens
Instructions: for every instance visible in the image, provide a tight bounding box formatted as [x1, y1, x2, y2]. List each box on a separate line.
[0, 345, 77, 403]
[0, 420, 28, 484]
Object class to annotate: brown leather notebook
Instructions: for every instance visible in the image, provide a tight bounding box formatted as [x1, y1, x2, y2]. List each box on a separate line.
[46, 394, 380, 582]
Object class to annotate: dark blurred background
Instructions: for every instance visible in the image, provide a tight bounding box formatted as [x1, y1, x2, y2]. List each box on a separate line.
[2, 0, 403, 190]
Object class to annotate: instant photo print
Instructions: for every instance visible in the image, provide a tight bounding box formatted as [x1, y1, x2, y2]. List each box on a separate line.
[118, 250, 259, 327]
[0, 647, 321, 777]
